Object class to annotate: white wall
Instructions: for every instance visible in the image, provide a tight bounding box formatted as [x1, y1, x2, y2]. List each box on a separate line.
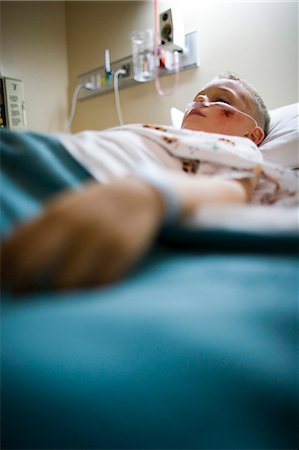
[0, 1, 68, 132]
[66, 1, 298, 132]
[171, 0, 298, 109]
[1, 1, 297, 133]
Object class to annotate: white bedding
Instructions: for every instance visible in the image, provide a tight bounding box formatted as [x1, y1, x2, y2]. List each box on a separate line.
[57, 119, 298, 233]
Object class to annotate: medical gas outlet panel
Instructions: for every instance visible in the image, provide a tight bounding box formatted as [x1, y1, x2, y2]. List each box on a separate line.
[77, 31, 198, 101]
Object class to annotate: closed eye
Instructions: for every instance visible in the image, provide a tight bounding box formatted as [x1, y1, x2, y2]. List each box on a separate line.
[216, 98, 230, 104]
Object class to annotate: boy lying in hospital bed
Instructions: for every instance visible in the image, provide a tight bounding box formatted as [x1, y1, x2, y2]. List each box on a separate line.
[1, 73, 298, 292]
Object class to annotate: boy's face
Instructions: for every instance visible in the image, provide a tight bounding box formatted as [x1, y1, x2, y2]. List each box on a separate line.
[181, 78, 263, 144]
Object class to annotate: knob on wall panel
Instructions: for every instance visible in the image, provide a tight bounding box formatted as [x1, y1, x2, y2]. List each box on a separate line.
[159, 8, 185, 52]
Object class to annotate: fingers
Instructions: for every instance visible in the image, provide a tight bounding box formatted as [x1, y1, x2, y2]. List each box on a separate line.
[1, 216, 72, 292]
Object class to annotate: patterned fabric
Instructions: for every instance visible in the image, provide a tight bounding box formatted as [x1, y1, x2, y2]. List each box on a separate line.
[59, 123, 297, 206]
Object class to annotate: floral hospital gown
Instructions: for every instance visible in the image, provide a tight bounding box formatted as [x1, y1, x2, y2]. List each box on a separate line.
[56, 124, 298, 206]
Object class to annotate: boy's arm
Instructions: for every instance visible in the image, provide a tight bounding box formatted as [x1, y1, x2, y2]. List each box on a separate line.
[163, 172, 249, 216]
[1, 173, 250, 293]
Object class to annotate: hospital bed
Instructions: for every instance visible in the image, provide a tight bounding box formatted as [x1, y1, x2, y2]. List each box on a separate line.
[1, 103, 298, 449]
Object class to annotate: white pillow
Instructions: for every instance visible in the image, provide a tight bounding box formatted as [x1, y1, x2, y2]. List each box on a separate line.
[260, 103, 298, 168]
[170, 107, 184, 128]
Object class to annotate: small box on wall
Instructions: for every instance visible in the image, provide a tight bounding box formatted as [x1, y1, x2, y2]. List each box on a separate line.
[0, 77, 27, 131]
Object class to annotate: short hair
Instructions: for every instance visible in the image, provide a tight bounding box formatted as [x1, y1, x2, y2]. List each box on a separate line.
[216, 72, 270, 137]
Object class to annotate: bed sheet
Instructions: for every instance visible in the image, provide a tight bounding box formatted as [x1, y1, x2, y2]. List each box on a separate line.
[2, 249, 298, 449]
[1, 130, 298, 449]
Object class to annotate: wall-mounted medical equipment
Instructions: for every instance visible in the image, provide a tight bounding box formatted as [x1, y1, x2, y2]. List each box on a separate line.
[159, 8, 185, 52]
[153, 7, 184, 97]
[77, 30, 198, 101]
[0, 77, 27, 131]
[129, 8, 185, 85]
[130, 29, 156, 83]
[69, 5, 198, 130]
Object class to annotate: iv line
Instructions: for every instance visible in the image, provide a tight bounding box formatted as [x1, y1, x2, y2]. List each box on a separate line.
[66, 82, 96, 133]
[114, 69, 126, 126]
[154, 50, 180, 97]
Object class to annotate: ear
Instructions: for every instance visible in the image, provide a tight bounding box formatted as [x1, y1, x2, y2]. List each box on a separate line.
[246, 126, 265, 146]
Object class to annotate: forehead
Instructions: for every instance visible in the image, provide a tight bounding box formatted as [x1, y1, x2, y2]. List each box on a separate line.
[196, 78, 254, 112]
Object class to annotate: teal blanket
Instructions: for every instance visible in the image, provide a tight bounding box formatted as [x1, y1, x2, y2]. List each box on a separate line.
[1, 130, 297, 449]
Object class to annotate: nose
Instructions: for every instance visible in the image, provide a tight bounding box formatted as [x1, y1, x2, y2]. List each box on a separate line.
[196, 94, 209, 103]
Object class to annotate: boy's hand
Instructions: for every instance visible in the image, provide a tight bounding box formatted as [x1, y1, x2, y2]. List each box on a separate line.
[1, 179, 165, 292]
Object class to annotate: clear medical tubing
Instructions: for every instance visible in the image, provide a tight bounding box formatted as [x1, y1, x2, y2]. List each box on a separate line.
[66, 82, 96, 133]
[185, 101, 259, 129]
[114, 69, 126, 125]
